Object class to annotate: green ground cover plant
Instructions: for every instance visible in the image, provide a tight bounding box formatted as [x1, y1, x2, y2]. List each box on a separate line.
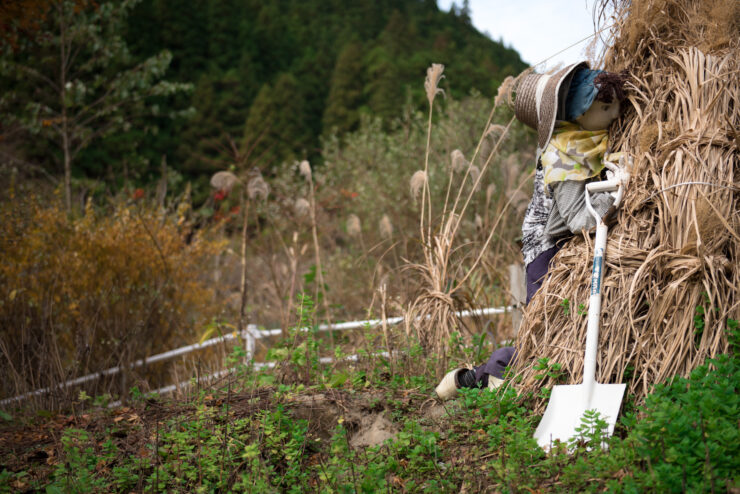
[1, 317, 737, 492]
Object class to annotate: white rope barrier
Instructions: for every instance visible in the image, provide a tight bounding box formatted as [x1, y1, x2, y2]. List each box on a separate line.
[2, 306, 514, 406]
[106, 351, 396, 408]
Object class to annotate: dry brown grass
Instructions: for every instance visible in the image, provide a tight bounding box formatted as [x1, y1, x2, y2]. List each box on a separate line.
[0, 193, 225, 407]
[404, 64, 539, 376]
[514, 0, 740, 407]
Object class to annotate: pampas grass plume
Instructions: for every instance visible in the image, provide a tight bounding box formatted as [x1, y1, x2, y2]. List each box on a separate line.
[494, 76, 514, 108]
[469, 165, 481, 189]
[504, 153, 521, 189]
[294, 198, 310, 217]
[425, 63, 445, 104]
[379, 214, 393, 239]
[299, 160, 312, 181]
[450, 149, 468, 173]
[480, 138, 492, 161]
[486, 183, 497, 203]
[410, 170, 427, 201]
[210, 170, 239, 192]
[485, 124, 506, 139]
[247, 174, 269, 201]
[347, 214, 361, 237]
[474, 214, 483, 231]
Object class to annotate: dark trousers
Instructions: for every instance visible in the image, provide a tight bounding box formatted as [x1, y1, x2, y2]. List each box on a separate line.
[474, 346, 516, 385]
[475, 245, 561, 385]
[525, 245, 561, 304]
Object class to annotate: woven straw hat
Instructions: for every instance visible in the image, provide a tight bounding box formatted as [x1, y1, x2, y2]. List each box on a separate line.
[514, 62, 589, 156]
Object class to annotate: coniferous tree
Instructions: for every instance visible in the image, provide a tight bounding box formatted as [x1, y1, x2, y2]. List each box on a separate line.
[323, 42, 366, 136]
[292, 47, 333, 158]
[179, 58, 258, 174]
[365, 10, 416, 123]
[3, 0, 528, 199]
[244, 73, 309, 170]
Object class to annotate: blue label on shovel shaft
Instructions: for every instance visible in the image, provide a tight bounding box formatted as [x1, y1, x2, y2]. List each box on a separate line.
[591, 251, 604, 296]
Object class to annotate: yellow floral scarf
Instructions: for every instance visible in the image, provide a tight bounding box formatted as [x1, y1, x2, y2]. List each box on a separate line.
[542, 122, 608, 188]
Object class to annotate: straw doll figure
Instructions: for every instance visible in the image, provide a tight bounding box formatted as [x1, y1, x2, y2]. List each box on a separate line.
[436, 63, 629, 400]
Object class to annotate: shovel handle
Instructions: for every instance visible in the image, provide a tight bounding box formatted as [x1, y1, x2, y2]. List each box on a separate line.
[582, 157, 630, 401]
[583, 222, 608, 398]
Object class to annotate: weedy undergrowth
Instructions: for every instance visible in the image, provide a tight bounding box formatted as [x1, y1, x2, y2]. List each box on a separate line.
[2, 330, 739, 492]
[0, 193, 224, 408]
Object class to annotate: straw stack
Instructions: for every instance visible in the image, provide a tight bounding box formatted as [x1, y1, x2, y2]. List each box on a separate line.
[515, 0, 739, 405]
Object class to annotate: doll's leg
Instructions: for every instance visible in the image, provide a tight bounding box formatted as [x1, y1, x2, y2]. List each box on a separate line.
[472, 346, 516, 388]
[437, 249, 554, 399]
[525, 245, 561, 304]
[436, 345, 519, 398]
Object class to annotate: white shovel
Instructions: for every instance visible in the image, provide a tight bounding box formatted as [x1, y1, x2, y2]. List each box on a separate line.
[533, 158, 630, 450]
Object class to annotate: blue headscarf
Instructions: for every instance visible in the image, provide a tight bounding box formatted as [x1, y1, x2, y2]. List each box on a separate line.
[565, 68, 603, 121]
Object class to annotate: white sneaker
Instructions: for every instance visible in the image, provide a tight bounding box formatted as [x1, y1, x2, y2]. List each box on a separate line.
[487, 376, 504, 391]
[435, 368, 463, 400]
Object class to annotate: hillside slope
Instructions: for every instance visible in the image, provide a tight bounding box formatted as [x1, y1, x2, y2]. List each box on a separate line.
[124, 0, 526, 180]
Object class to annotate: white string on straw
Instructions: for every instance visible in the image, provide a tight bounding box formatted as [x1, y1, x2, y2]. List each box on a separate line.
[647, 181, 740, 201]
[531, 23, 616, 68]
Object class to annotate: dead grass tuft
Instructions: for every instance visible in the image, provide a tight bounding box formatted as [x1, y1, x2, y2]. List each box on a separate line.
[405, 65, 527, 375]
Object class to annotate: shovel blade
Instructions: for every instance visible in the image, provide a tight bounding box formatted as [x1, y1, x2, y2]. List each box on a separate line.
[534, 382, 626, 450]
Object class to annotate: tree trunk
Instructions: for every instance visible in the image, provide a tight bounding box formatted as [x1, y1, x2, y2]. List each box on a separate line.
[59, 1, 71, 214]
[62, 120, 71, 213]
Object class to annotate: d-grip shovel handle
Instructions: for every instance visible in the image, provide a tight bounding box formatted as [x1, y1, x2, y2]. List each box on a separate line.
[581, 158, 629, 401]
[585, 159, 630, 214]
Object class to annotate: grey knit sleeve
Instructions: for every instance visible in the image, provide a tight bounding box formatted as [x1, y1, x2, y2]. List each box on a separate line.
[544, 180, 614, 238]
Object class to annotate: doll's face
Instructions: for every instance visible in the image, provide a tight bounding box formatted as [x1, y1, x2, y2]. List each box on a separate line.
[575, 98, 621, 130]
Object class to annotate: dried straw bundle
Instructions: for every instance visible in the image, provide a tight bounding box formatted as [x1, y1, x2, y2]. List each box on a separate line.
[515, 0, 739, 406]
[405, 213, 465, 369]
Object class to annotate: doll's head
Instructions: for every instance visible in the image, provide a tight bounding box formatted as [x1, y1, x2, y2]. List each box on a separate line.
[565, 69, 628, 131]
[512, 62, 630, 156]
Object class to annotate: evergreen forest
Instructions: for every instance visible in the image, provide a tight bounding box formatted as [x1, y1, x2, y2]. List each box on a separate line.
[2, 0, 526, 203]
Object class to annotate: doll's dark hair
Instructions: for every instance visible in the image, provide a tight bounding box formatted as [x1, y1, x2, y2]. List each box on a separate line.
[594, 70, 629, 103]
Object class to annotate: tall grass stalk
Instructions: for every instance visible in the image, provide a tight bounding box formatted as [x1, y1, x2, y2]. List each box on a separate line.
[453, 167, 534, 293]
[447, 116, 515, 243]
[441, 107, 496, 229]
[301, 161, 334, 336]
[239, 190, 250, 335]
[421, 64, 445, 251]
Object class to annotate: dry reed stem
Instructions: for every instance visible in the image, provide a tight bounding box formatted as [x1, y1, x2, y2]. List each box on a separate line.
[447, 117, 517, 292]
[452, 166, 535, 294]
[239, 191, 250, 334]
[303, 163, 333, 332]
[514, 0, 740, 408]
[407, 128, 519, 373]
[420, 65, 445, 251]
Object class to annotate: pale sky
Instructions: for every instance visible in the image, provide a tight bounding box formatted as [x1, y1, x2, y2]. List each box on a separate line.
[437, 0, 607, 70]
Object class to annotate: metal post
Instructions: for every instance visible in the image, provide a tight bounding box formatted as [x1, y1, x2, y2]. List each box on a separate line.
[245, 323, 257, 362]
[508, 263, 526, 334]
